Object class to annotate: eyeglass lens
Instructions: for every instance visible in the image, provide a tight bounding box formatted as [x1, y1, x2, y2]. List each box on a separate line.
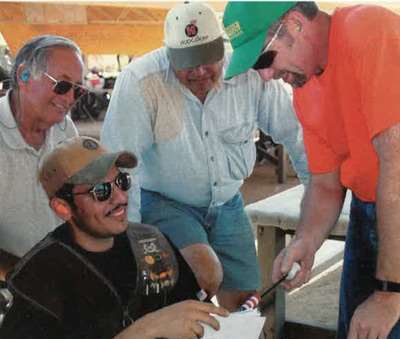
[53, 80, 86, 100]
[252, 50, 278, 71]
[91, 172, 131, 201]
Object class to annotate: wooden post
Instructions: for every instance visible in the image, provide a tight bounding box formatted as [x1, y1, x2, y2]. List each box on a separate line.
[277, 145, 288, 184]
[257, 225, 286, 339]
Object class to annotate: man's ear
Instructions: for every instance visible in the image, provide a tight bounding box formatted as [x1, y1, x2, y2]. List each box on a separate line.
[50, 197, 72, 221]
[16, 64, 31, 87]
[284, 10, 306, 36]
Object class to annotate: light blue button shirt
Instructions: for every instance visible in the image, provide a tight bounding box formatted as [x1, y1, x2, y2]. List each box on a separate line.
[101, 48, 308, 222]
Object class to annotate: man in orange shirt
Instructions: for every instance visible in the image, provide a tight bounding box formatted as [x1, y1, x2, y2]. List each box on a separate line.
[224, 2, 400, 338]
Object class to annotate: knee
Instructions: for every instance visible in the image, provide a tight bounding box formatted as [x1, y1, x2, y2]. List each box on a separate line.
[217, 290, 255, 311]
[180, 244, 223, 297]
[198, 262, 223, 296]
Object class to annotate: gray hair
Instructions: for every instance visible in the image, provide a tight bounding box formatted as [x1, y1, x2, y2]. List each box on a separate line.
[11, 35, 82, 89]
[292, 2, 319, 20]
[267, 2, 318, 43]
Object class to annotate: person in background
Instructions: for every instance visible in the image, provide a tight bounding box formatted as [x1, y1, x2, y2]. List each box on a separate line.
[101, 1, 308, 311]
[0, 136, 228, 339]
[224, 1, 400, 337]
[0, 35, 86, 257]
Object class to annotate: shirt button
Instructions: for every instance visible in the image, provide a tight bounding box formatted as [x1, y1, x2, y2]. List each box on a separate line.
[213, 181, 217, 186]
[210, 156, 214, 162]
[205, 131, 209, 137]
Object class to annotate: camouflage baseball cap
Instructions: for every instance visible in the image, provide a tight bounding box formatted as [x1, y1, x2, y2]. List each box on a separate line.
[39, 136, 137, 197]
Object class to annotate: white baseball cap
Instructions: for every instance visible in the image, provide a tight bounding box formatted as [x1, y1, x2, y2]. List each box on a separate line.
[164, 2, 224, 70]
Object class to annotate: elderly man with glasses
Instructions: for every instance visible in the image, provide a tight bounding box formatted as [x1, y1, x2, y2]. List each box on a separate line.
[0, 136, 228, 339]
[101, 1, 309, 311]
[0, 35, 87, 258]
[224, 2, 400, 338]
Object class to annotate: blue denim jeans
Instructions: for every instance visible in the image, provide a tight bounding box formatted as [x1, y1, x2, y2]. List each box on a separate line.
[140, 189, 261, 291]
[337, 194, 400, 338]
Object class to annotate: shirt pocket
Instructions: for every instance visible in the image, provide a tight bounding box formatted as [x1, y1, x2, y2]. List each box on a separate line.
[219, 122, 256, 180]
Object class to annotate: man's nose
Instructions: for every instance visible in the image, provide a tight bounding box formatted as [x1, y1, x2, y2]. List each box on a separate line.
[191, 65, 206, 76]
[111, 183, 128, 204]
[257, 68, 276, 81]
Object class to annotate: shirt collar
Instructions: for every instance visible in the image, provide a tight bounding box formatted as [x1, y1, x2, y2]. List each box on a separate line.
[0, 90, 50, 153]
[0, 90, 28, 150]
[222, 54, 240, 86]
[165, 56, 176, 84]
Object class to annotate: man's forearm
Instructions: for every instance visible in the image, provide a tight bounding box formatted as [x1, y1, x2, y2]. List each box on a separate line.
[376, 161, 400, 281]
[373, 123, 400, 282]
[296, 171, 346, 252]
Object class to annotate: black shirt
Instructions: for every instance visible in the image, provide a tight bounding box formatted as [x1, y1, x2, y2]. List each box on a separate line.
[54, 224, 199, 306]
[0, 223, 200, 339]
[69, 233, 137, 307]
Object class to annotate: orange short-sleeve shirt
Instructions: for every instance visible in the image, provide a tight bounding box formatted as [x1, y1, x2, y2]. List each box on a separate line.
[294, 5, 400, 202]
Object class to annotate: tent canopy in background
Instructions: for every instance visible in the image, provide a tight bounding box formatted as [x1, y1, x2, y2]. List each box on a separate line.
[0, 2, 227, 57]
[0, 2, 399, 57]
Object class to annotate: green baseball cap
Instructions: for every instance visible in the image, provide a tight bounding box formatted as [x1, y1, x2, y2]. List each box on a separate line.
[223, 1, 296, 79]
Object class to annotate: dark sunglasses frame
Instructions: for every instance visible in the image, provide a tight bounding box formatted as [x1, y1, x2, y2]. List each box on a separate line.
[44, 72, 87, 100]
[252, 22, 284, 71]
[252, 50, 278, 70]
[72, 172, 131, 202]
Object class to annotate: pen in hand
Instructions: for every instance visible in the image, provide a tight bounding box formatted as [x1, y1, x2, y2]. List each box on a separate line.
[258, 262, 301, 312]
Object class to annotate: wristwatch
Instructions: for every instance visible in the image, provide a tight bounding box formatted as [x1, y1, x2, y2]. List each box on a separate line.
[375, 278, 400, 292]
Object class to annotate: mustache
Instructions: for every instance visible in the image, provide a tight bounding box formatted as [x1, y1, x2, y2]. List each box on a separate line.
[106, 203, 128, 217]
[291, 74, 307, 88]
[276, 71, 308, 88]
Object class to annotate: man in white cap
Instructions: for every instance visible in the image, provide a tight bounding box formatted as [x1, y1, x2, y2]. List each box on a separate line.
[101, 1, 308, 310]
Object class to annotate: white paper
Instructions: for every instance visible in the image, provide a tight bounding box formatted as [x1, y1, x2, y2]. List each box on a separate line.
[202, 309, 265, 339]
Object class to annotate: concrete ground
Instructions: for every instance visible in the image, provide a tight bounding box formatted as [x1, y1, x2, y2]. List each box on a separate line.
[287, 264, 342, 330]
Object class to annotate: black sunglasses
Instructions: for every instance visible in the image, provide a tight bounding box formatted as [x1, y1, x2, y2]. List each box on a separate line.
[252, 22, 283, 71]
[252, 50, 278, 70]
[44, 72, 87, 100]
[73, 172, 131, 202]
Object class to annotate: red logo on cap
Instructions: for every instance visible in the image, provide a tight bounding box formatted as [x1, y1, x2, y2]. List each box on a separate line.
[185, 23, 198, 38]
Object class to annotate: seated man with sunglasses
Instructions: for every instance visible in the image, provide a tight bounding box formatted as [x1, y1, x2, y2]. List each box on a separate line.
[101, 1, 308, 311]
[0, 136, 228, 339]
[0, 35, 88, 259]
